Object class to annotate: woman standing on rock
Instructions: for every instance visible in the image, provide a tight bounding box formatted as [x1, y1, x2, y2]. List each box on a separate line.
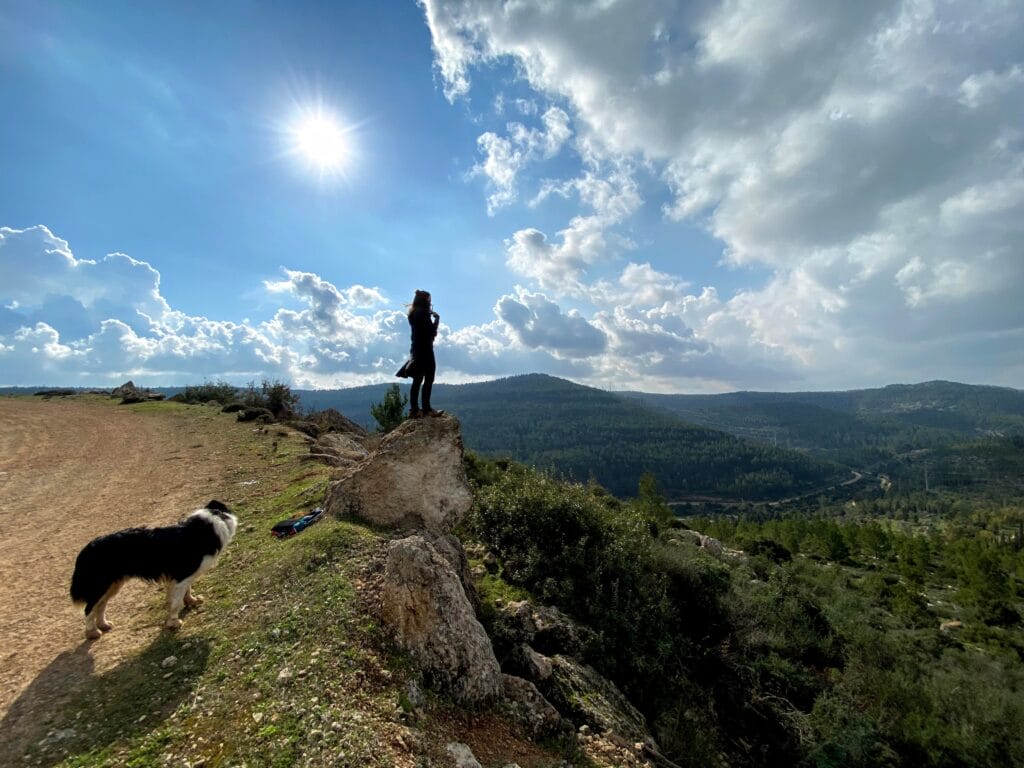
[397, 289, 442, 418]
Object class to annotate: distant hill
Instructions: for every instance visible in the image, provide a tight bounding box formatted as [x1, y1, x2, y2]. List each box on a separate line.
[296, 374, 842, 501]
[621, 380, 1024, 468]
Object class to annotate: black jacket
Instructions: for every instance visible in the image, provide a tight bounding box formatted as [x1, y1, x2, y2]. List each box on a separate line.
[409, 307, 439, 355]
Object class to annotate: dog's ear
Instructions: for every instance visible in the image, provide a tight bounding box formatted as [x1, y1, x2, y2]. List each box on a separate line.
[206, 499, 230, 512]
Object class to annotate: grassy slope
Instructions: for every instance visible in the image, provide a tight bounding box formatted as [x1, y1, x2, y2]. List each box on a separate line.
[14, 401, 564, 768]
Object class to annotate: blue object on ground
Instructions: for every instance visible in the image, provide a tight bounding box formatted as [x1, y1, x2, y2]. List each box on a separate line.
[271, 507, 325, 538]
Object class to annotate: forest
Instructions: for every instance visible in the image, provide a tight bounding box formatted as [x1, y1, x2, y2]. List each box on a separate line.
[465, 455, 1024, 767]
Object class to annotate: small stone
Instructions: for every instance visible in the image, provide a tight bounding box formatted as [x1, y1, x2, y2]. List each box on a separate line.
[277, 668, 293, 683]
[160, 655, 178, 669]
[252, 712, 264, 723]
[331, 721, 343, 732]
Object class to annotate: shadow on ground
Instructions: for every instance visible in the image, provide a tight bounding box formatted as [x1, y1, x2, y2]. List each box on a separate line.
[1, 633, 210, 766]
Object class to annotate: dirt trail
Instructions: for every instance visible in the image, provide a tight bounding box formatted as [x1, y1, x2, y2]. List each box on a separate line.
[0, 397, 246, 754]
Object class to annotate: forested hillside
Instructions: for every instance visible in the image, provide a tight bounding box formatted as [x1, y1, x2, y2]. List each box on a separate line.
[623, 380, 1024, 468]
[299, 374, 842, 500]
[467, 455, 1024, 768]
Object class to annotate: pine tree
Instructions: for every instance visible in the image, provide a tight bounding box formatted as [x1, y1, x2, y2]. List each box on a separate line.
[370, 384, 408, 433]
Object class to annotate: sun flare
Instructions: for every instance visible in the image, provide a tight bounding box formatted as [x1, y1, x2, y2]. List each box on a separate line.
[290, 109, 350, 175]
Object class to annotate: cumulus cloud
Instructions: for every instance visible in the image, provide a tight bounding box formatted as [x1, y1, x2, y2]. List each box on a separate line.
[0, 227, 406, 386]
[495, 290, 608, 357]
[423, 0, 1024, 388]
[0, 225, 609, 389]
[473, 106, 572, 213]
[507, 168, 641, 292]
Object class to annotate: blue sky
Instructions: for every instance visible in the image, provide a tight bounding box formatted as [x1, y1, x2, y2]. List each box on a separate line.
[1, 0, 1021, 392]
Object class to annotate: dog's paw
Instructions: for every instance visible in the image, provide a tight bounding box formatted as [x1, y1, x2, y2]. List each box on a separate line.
[85, 628, 102, 640]
[97, 620, 114, 632]
[184, 593, 204, 607]
[164, 618, 183, 630]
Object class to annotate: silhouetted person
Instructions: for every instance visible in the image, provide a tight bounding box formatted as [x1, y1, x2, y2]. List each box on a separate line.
[397, 289, 441, 417]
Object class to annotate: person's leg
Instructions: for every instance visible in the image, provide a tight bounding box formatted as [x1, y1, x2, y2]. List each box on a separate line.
[422, 355, 436, 413]
[410, 373, 423, 416]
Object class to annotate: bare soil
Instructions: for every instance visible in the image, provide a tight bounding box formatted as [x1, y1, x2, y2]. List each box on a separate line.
[0, 397, 258, 757]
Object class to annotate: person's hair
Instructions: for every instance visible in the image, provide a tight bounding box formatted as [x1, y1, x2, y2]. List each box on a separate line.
[408, 290, 431, 318]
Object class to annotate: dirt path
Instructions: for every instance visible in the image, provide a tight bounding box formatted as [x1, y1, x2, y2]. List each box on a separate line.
[0, 397, 250, 755]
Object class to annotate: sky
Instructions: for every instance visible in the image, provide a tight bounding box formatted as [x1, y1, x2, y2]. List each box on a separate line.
[0, 0, 1021, 393]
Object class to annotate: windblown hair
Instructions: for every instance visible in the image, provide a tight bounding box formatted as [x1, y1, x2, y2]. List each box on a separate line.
[408, 289, 431, 318]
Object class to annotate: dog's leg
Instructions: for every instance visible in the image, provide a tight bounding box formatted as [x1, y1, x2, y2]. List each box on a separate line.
[84, 581, 122, 639]
[184, 584, 204, 607]
[164, 579, 193, 629]
[84, 610, 102, 641]
[94, 581, 122, 632]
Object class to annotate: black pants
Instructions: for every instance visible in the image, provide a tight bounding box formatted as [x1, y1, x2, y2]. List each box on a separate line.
[410, 351, 436, 413]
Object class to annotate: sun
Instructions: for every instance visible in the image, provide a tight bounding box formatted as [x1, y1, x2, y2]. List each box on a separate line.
[289, 108, 350, 176]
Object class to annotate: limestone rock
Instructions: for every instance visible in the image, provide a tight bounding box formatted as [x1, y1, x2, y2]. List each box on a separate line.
[446, 742, 483, 768]
[111, 380, 137, 397]
[499, 674, 564, 738]
[699, 535, 723, 556]
[430, 533, 482, 617]
[324, 413, 472, 534]
[381, 535, 501, 707]
[111, 380, 165, 404]
[491, 600, 583, 658]
[313, 432, 369, 465]
[546, 654, 649, 745]
[506, 643, 553, 684]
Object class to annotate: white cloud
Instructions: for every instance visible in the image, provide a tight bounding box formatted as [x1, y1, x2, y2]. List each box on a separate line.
[472, 106, 572, 213]
[495, 290, 608, 357]
[423, 0, 1024, 389]
[508, 167, 641, 292]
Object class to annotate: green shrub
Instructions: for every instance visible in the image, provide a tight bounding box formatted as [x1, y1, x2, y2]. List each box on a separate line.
[371, 384, 407, 433]
[180, 380, 238, 404]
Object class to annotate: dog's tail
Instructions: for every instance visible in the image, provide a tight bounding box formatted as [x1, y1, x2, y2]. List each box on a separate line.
[69, 548, 92, 605]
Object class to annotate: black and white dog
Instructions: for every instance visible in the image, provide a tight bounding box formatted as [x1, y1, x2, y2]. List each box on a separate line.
[70, 500, 237, 640]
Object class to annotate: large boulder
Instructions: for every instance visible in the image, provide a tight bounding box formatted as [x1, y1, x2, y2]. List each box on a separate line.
[430, 533, 482, 617]
[313, 432, 369, 465]
[546, 654, 649, 745]
[324, 413, 472, 534]
[380, 535, 502, 707]
[499, 674, 565, 738]
[112, 379, 165, 404]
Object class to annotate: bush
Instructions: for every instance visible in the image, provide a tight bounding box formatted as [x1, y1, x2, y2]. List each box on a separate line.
[180, 380, 237, 405]
[471, 464, 728, 702]
[371, 384, 407, 433]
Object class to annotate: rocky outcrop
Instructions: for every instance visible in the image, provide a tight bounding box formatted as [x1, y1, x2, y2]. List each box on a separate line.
[506, 643, 553, 684]
[430, 533, 482, 617]
[312, 432, 369, 466]
[111, 380, 165, 404]
[546, 654, 649, 745]
[490, 600, 585, 661]
[446, 743, 483, 768]
[324, 413, 472, 534]
[499, 674, 565, 738]
[380, 535, 502, 707]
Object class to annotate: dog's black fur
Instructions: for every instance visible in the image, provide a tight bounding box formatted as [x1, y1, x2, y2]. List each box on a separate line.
[70, 500, 237, 639]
